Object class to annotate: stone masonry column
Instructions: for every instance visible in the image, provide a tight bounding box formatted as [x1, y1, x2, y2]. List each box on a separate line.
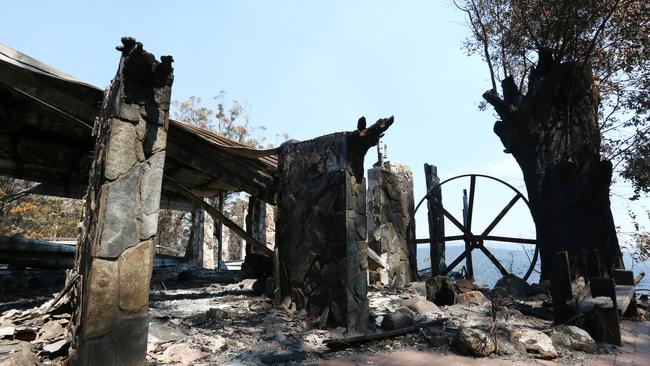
[276, 116, 393, 333]
[69, 38, 173, 366]
[367, 162, 416, 287]
[186, 207, 215, 269]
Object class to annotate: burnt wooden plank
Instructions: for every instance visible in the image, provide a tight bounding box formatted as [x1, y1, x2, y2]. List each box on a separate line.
[165, 175, 273, 257]
[613, 269, 634, 286]
[166, 130, 276, 203]
[579, 283, 634, 315]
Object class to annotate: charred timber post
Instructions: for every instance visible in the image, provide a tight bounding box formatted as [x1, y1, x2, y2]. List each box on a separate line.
[276, 116, 393, 332]
[550, 251, 575, 323]
[69, 38, 173, 366]
[461, 187, 474, 281]
[245, 196, 267, 255]
[424, 164, 446, 276]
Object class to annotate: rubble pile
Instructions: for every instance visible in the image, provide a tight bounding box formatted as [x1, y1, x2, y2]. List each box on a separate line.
[0, 285, 72, 365]
[0, 266, 634, 365]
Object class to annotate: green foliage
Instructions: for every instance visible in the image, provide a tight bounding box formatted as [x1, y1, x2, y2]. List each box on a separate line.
[0, 178, 82, 239]
[623, 136, 650, 200]
[456, 0, 649, 187]
[172, 91, 267, 148]
[156, 209, 191, 255]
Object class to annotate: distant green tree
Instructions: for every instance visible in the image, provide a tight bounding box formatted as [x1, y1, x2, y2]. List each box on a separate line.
[159, 93, 276, 257]
[0, 177, 82, 239]
[173, 91, 267, 147]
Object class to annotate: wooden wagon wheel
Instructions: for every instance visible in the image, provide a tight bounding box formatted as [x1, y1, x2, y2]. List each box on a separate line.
[413, 174, 538, 281]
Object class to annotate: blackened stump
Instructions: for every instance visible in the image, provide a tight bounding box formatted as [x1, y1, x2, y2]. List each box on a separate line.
[484, 51, 624, 281]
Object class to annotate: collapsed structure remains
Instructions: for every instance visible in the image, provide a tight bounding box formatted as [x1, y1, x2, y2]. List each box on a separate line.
[0, 39, 642, 365]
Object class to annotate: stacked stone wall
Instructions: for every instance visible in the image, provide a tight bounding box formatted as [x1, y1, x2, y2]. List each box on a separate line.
[70, 38, 173, 366]
[276, 132, 369, 332]
[367, 162, 415, 287]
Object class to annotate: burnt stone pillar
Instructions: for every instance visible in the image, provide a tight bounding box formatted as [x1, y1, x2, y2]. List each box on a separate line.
[276, 116, 393, 332]
[69, 38, 173, 366]
[186, 207, 215, 269]
[367, 162, 416, 287]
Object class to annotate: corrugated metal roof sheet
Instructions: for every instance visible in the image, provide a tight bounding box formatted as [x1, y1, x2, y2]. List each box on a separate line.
[0, 42, 278, 202]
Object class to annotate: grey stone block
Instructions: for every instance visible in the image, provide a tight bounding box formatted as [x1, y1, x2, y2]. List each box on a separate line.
[112, 314, 150, 366]
[96, 165, 140, 258]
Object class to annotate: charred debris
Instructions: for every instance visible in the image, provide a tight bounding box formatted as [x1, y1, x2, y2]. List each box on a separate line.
[0, 39, 644, 365]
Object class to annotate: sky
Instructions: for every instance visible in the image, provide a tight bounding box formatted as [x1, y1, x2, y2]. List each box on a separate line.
[2, 0, 648, 249]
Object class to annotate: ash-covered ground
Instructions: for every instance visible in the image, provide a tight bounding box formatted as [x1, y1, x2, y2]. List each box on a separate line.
[0, 265, 638, 365]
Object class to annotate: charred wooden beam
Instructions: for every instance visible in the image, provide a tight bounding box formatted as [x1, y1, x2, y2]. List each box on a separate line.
[424, 163, 445, 276]
[0, 181, 195, 211]
[165, 175, 273, 257]
[324, 318, 446, 350]
[367, 247, 388, 269]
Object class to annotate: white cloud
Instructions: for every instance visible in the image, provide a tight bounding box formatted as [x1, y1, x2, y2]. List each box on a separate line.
[483, 156, 520, 176]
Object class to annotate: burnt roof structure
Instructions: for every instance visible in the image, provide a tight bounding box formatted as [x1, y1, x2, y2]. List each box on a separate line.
[0, 43, 278, 204]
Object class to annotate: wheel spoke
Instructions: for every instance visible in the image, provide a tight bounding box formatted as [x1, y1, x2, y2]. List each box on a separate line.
[444, 235, 465, 241]
[523, 245, 540, 281]
[480, 194, 521, 236]
[481, 235, 536, 244]
[413, 235, 465, 244]
[477, 245, 509, 276]
[413, 174, 539, 282]
[441, 250, 468, 275]
[466, 175, 476, 232]
[430, 199, 468, 235]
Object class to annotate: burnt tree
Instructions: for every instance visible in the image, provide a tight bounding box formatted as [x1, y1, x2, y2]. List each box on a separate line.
[484, 50, 623, 280]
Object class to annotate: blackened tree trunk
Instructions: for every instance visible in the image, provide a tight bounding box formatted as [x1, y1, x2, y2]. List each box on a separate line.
[484, 51, 624, 281]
